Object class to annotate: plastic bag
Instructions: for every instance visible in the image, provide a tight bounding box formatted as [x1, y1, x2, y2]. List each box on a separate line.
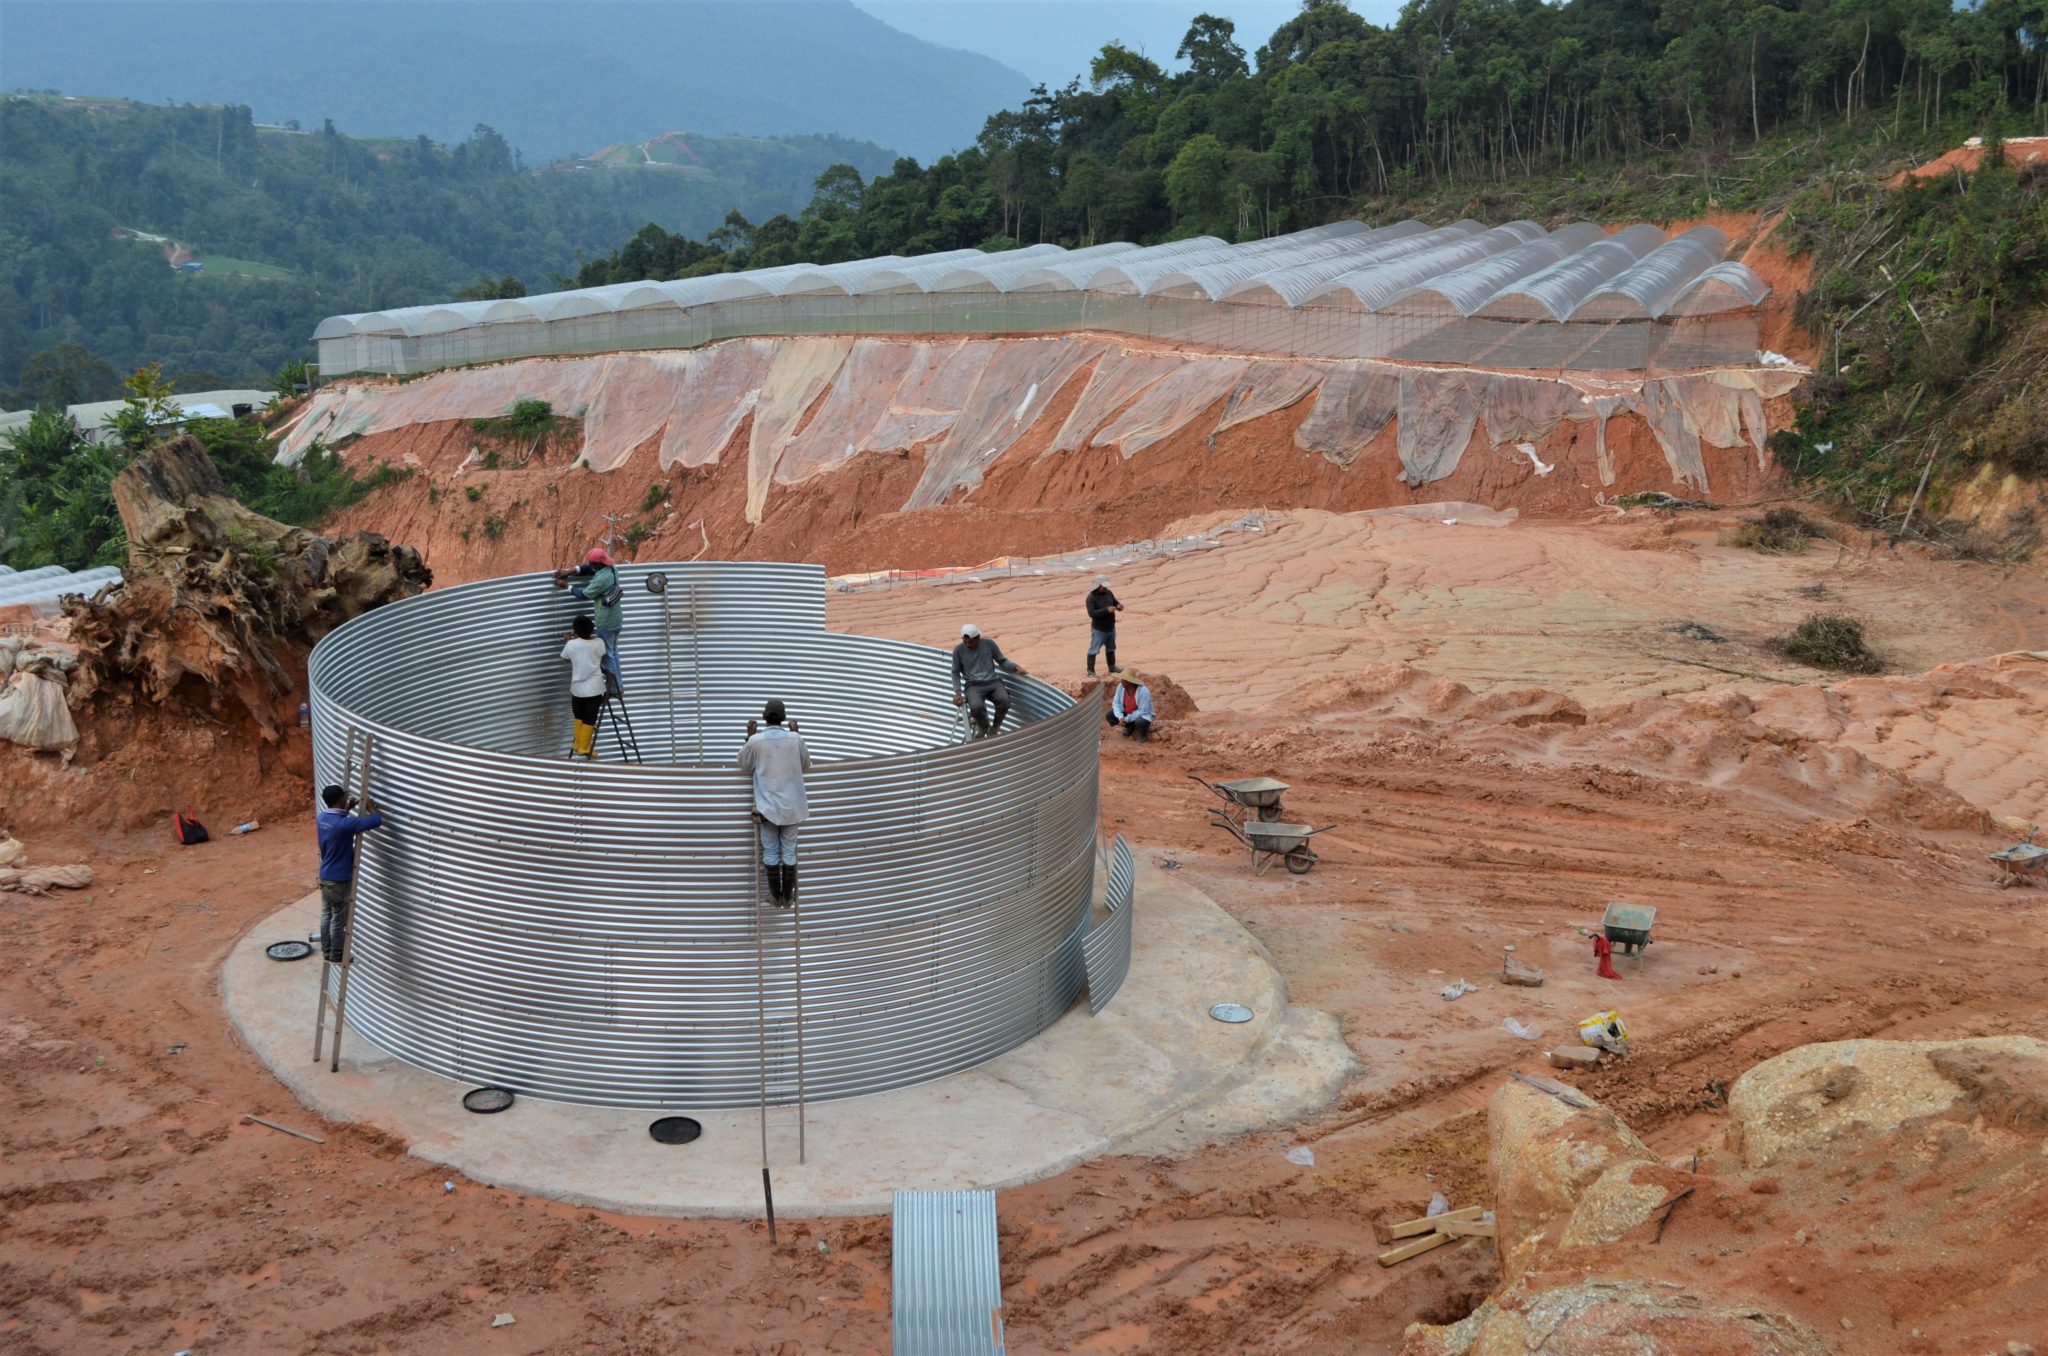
[1503, 1017, 1542, 1041]
[1441, 978, 1477, 1001]
[1285, 1146, 1316, 1166]
[1579, 1010, 1631, 1054]
[1427, 1193, 1449, 1218]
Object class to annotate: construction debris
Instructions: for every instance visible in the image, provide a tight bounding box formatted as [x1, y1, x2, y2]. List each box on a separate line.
[1550, 1046, 1602, 1070]
[1379, 1204, 1495, 1265]
[1502, 954, 1545, 986]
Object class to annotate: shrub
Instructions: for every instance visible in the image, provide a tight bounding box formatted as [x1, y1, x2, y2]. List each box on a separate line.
[642, 482, 666, 512]
[465, 485, 482, 503]
[1726, 507, 1831, 554]
[1771, 613, 1882, 672]
[482, 514, 507, 541]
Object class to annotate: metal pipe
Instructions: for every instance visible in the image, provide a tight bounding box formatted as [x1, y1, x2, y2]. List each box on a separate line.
[306, 563, 1102, 1108]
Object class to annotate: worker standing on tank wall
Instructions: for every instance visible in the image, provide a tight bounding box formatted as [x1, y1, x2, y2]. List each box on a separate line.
[552, 547, 624, 685]
[952, 623, 1025, 738]
[738, 699, 811, 907]
[1084, 574, 1122, 677]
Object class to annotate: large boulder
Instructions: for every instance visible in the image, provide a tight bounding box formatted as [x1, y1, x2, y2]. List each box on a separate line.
[1487, 1078, 1658, 1283]
[1728, 1036, 2048, 1169]
[1409, 1281, 1827, 1356]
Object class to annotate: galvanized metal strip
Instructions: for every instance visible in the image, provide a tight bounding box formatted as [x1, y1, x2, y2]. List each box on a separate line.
[1082, 836, 1136, 1014]
[892, 1188, 1004, 1356]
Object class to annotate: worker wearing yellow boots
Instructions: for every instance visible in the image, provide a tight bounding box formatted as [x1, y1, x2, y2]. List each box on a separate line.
[561, 614, 609, 759]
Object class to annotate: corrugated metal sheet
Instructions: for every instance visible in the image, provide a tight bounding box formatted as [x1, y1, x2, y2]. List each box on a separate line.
[308, 563, 1103, 1108]
[0, 566, 122, 606]
[1083, 836, 1135, 1014]
[893, 1189, 1005, 1356]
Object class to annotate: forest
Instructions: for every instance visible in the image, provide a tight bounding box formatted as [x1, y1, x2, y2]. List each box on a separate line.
[575, 0, 2048, 282]
[0, 95, 894, 406]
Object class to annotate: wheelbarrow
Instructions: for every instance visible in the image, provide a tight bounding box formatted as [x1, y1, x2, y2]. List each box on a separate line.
[1190, 774, 1291, 823]
[1209, 811, 1336, 875]
[1601, 901, 1657, 970]
[1990, 834, 2047, 889]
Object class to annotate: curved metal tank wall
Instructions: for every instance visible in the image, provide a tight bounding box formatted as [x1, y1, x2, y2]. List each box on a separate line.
[307, 563, 1101, 1108]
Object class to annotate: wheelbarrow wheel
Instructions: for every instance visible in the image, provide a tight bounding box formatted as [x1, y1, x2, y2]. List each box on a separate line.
[1256, 804, 1285, 822]
[1284, 847, 1316, 875]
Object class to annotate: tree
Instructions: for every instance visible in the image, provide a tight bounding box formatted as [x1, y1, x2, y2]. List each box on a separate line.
[1179, 15, 1249, 83]
[1165, 134, 1232, 230]
[808, 163, 866, 216]
[456, 275, 527, 300]
[14, 342, 121, 409]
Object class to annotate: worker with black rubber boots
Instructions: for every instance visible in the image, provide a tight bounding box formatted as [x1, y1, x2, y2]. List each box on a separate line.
[1084, 573, 1121, 677]
[738, 699, 811, 907]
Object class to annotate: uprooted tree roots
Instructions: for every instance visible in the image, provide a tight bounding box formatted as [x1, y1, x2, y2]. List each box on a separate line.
[63, 434, 430, 737]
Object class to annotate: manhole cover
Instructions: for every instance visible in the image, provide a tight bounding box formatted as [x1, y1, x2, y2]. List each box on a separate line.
[462, 1087, 516, 1114]
[265, 940, 313, 962]
[649, 1116, 702, 1145]
[1209, 1003, 1254, 1024]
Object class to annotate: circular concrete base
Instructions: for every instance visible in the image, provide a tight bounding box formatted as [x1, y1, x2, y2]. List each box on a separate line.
[222, 855, 1354, 1217]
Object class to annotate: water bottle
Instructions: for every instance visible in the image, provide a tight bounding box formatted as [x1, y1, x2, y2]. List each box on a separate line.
[298, 701, 310, 728]
[231, 821, 260, 835]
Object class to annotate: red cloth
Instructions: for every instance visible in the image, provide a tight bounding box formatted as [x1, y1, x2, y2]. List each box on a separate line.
[1593, 934, 1620, 980]
[1121, 685, 1138, 716]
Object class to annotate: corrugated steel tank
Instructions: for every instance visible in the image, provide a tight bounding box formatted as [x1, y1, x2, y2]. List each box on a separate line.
[307, 563, 1101, 1107]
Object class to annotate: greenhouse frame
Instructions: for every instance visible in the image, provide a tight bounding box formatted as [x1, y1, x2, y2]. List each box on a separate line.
[313, 220, 1769, 378]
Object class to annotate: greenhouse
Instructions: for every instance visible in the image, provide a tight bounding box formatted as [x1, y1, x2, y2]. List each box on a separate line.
[313, 220, 1768, 378]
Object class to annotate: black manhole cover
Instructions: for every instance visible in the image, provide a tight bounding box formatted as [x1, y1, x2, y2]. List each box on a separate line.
[462, 1087, 516, 1114]
[649, 1116, 702, 1145]
[266, 940, 314, 961]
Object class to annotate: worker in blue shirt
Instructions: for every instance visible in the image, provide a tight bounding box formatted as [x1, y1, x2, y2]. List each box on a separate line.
[316, 784, 385, 962]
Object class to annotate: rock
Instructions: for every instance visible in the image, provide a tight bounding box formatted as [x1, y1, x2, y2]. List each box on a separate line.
[1401, 1279, 1828, 1356]
[1728, 1036, 2048, 1168]
[1487, 1079, 1658, 1283]
[1557, 1159, 1677, 1249]
[1503, 955, 1545, 987]
[1549, 1046, 1601, 1070]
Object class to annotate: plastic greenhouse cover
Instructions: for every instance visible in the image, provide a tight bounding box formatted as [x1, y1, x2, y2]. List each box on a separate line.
[658, 342, 774, 470]
[1088, 357, 1247, 455]
[1010, 237, 1227, 290]
[933, 242, 1139, 292]
[1396, 369, 1485, 484]
[1384, 224, 1606, 315]
[777, 339, 920, 481]
[1304, 225, 1551, 311]
[861, 340, 988, 452]
[1091, 231, 1377, 297]
[1221, 223, 1456, 305]
[1215, 361, 1325, 433]
[1145, 231, 1417, 300]
[1668, 261, 1773, 316]
[1475, 225, 1667, 321]
[1575, 226, 1731, 319]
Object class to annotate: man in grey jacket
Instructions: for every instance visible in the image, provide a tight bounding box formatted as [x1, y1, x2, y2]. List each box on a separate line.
[951, 623, 1026, 738]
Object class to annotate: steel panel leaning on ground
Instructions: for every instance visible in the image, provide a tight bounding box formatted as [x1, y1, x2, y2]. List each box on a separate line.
[307, 563, 1103, 1107]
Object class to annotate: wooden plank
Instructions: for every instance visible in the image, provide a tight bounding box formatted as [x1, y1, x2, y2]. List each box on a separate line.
[1387, 1205, 1483, 1239]
[1433, 1218, 1496, 1238]
[1377, 1231, 1457, 1267]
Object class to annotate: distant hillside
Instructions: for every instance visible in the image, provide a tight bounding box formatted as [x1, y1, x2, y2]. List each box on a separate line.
[566, 132, 898, 217]
[0, 95, 897, 399]
[0, 0, 1029, 164]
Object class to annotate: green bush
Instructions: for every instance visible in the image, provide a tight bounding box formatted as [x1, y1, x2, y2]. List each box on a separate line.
[465, 485, 483, 503]
[482, 514, 507, 541]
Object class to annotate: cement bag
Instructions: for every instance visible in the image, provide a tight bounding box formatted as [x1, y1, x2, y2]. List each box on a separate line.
[0, 863, 94, 894]
[0, 671, 77, 751]
[1579, 1010, 1631, 1054]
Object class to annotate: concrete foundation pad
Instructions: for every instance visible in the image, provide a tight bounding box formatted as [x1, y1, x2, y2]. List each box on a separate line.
[223, 857, 1353, 1217]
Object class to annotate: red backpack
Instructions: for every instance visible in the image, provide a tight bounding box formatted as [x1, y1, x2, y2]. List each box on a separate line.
[174, 811, 210, 846]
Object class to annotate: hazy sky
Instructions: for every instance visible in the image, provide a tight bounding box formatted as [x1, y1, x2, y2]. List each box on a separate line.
[856, 0, 1404, 89]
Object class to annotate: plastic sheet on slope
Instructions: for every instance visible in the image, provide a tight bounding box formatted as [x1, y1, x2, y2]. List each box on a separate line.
[859, 340, 987, 453]
[1215, 362, 1327, 433]
[657, 341, 773, 470]
[1481, 375, 1591, 446]
[907, 339, 1107, 508]
[1089, 358, 1245, 456]
[777, 340, 919, 484]
[1047, 350, 1180, 454]
[1293, 365, 1401, 466]
[1396, 370, 1485, 485]
[745, 338, 854, 521]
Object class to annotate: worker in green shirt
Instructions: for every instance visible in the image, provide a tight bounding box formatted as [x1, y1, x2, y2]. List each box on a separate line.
[553, 546, 624, 686]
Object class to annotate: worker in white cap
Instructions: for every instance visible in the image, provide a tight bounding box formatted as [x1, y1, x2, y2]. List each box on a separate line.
[951, 623, 1025, 738]
[1084, 573, 1122, 677]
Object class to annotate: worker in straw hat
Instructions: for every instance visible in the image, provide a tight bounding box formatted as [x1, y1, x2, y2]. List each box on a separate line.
[1084, 573, 1122, 678]
[1104, 667, 1154, 742]
[952, 623, 1026, 738]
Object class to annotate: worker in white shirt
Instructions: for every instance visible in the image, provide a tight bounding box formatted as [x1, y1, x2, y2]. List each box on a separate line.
[737, 699, 812, 906]
[561, 615, 609, 759]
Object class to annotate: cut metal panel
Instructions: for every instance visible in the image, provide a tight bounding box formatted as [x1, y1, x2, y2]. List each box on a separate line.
[893, 1189, 1005, 1356]
[1083, 836, 1135, 1014]
[307, 563, 1100, 1107]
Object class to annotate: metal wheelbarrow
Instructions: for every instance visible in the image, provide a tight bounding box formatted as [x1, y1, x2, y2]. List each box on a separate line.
[1990, 835, 2047, 889]
[1190, 774, 1291, 823]
[1601, 901, 1657, 970]
[1209, 811, 1336, 875]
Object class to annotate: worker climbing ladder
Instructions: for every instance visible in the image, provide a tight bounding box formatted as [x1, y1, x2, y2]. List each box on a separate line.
[751, 814, 809, 1246]
[312, 729, 375, 1072]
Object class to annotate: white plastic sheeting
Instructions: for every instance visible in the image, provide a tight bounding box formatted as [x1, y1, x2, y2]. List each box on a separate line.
[282, 337, 1806, 515]
[314, 221, 1769, 378]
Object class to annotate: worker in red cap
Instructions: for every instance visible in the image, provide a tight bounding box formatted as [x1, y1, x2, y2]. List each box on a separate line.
[553, 546, 624, 686]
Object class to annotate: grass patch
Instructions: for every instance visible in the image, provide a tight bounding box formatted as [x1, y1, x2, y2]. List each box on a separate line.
[1771, 614, 1883, 673]
[1725, 507, 1832, 554]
